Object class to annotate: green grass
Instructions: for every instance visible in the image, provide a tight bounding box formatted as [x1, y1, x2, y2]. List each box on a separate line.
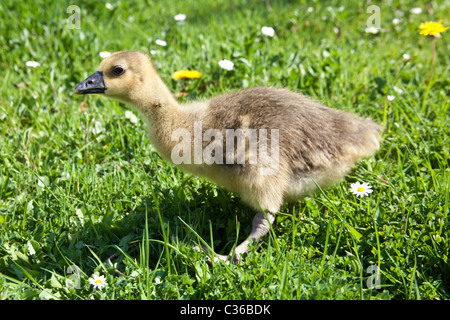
[0, 0, 449, 300]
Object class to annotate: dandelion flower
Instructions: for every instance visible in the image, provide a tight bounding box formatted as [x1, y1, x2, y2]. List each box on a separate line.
[418, 21, 446, 82]
[99, 51, 111, 59]
[350, 182, 373, 198]
[174, 13, 186, 21]
[218, 59, 234, 71]
[155, 39, 167, 47]
[26, 61, 40, 68]
[418, 20, 448, 37]
[88, 274, 108, 289]
[410, 8, 422, 14]
[261, 26, 275, 37]
[172, 70, 202, 80]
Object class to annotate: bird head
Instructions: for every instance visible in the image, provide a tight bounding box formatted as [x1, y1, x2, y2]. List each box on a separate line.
[74, 51, 165, 106]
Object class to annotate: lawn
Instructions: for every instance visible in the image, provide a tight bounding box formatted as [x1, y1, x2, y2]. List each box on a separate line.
[0, 0, 449, 300]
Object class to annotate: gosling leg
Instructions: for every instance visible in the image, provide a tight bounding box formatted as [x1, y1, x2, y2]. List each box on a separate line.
[194, 212, 276, 264]
[230, 211, 276, 264]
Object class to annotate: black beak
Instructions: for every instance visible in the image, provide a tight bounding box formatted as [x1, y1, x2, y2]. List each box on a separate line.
[74, 71, 106, 94]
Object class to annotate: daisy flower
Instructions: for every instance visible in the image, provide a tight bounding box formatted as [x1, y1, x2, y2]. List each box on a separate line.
[155, 39, 167, 47]
[172, 70, 202, 80]
[105, 3, 113, 10]
[99, 51, 111, 59]
[387, 95, 395, 101]
[418, 20, 448, 37]
[88, 274, 108, 289]
[125, 110, 138, 125]
[402, 53, 411, 61]
[218, 59, 234, 71]
[393, 86, 403, 94]
[26, 61, 40, 68]
[365, 27, 379, 34]
[410, 8, 422, 14]
[174, 13, 186, 21]
[350, 182, 373, 198]
[261, 26, 275, 37]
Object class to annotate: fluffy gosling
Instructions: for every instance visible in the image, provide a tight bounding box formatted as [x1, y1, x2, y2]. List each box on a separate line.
[75, 51, 382, 264]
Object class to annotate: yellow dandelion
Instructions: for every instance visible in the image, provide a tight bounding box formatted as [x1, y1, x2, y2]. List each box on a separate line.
[418, 20, 448, 37]
[172, 70, 202, 80]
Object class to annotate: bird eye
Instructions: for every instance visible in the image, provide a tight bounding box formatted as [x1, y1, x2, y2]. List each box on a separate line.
[112, 66, 125, 76]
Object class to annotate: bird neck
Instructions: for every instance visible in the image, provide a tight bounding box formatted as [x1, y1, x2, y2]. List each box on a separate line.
[132, 79, 182, 161]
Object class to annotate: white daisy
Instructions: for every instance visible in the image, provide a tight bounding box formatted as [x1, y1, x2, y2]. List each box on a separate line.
[365, 26, 379, 34]
[387, 95, 395, 101]
[155, 39, 167, 47]
[393, 86, 403, 94]
[26, 60, 40, 68]
[125, 110, 138, 125]
[350, 182, 373, 197]
[105, 3, 113, 10]
[402, 53, 411, 61]
[99, 51, 111, 59]
[261, 26, 275, 37]
[88, 274, 108, 289]
[410, 8, 422, 14]
[392, 18, 402, 25]
[218, 59, 234, 71]
[174, 13, 186, 21]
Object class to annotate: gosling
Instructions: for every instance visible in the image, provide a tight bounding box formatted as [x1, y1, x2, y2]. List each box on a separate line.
[75, 51, 382, 264]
